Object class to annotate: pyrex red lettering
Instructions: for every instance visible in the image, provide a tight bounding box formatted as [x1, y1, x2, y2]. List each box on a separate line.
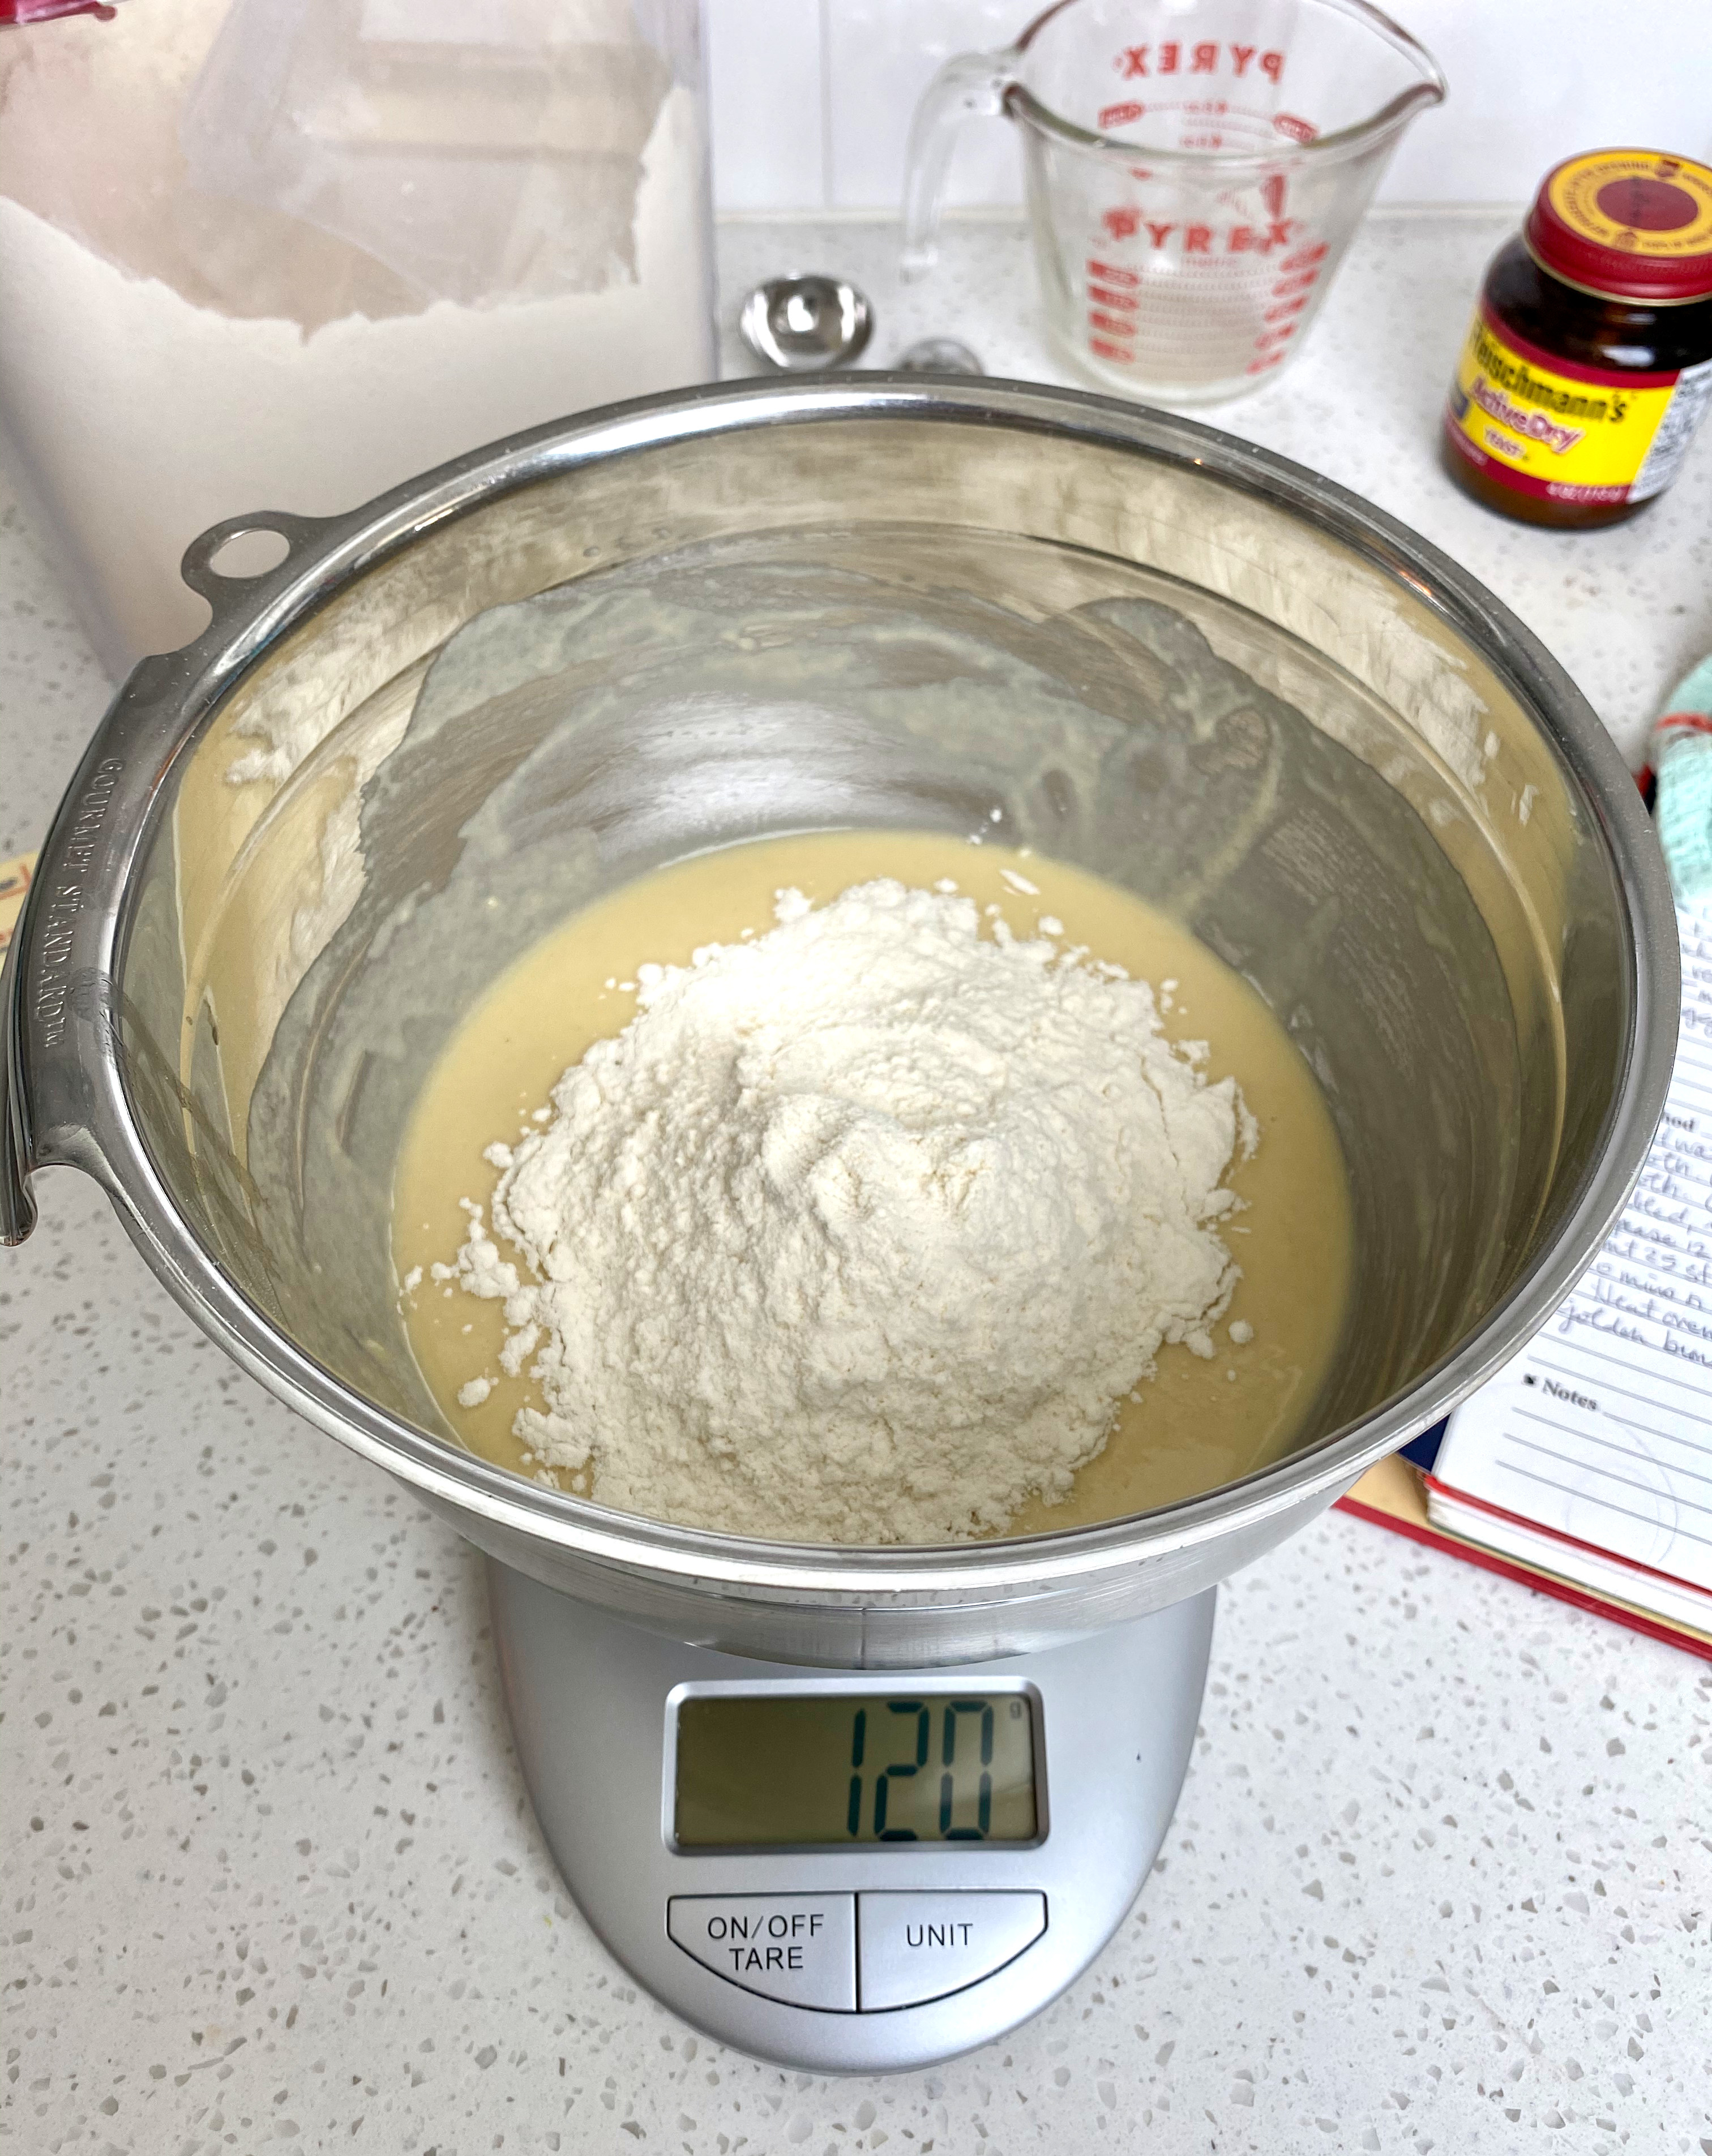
[1231, 43, 1256, 75]
[1260, 49, 1284, 83]
[1264, 218, 1295, 249]
[1184, 224, 1212, 252]
[1118, 43, 1149, 76]
[1228, 224, 1257, 251]
[1146, 221, 1175, 248]
[1158, 40, 1179, 72]
[1191, 41, 1217, 71]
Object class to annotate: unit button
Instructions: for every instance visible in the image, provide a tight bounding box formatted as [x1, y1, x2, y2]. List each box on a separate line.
[858, 1892, 1047, 2011]
[667, 1895, 857, 2012]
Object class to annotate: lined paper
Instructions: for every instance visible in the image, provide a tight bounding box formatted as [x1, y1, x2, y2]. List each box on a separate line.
[1434, 906, 1712, 1603]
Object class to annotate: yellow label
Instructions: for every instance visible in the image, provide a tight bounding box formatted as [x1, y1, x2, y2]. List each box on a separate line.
[1547, 150, 1712, 262]
[1444, 308, 1697, 505]
[0, 851, 35, 954]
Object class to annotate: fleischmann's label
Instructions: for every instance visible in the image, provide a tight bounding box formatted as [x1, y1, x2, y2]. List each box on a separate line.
[1444, 303, 1712, 504]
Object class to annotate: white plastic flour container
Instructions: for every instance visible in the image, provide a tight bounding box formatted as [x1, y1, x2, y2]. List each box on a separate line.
[0, 0, 716, 676]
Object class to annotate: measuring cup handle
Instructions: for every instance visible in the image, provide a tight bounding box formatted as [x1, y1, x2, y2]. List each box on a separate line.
[900, 48, 1013, 283]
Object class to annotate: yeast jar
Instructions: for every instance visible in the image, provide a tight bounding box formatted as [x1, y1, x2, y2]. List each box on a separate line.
[1443, 149, 1712, 529]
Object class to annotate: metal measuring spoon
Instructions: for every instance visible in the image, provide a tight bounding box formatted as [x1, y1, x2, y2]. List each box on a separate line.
[896, 337, 984, 375]
[738, 274, 874, 371]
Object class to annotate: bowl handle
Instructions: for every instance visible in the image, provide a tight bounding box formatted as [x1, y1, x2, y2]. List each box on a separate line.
[0, 710, 148, 1246]
[1, 927, 35, 1242]
[1, 505, 349, 1247]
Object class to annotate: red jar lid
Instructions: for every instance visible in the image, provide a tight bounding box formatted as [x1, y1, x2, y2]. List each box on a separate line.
[1526, 149, 1712, 303]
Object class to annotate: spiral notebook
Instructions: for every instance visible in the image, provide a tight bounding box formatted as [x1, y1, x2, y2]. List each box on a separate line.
[1341, 901, 1712, 1662]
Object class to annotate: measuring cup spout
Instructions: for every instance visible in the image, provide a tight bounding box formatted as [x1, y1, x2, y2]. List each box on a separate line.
[901, 49, 1013, 282]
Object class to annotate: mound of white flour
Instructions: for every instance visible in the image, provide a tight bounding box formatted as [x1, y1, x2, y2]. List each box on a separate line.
[448, 880, 1255, 1544]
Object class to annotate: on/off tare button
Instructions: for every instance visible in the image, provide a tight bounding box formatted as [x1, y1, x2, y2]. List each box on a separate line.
[858, 1892, 1046, 2011]
[667, 1894, 856, 2012]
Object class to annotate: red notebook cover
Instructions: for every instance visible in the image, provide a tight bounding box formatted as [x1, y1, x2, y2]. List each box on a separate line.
[1336, 1453, 1712, 1662]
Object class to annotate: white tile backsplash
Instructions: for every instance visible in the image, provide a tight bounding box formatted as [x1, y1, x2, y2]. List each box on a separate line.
[704, 0, 827, 211]
[1380, 0, 1712, 205]
[823, 0, 1025, 209]
[708, 0, 1712, 215]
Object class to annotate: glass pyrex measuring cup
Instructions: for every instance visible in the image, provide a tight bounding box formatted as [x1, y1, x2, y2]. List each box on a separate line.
[902, 0, 1445, 404]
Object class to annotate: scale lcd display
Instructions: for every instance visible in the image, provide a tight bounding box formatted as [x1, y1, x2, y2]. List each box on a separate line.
[673, 1692, 1038, 1849]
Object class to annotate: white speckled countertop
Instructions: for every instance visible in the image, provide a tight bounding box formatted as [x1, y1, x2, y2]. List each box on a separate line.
[5, 212, 1710, 2156]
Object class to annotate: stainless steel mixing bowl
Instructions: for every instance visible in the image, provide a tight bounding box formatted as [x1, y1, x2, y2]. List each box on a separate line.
[1, 377, 1677, 1667]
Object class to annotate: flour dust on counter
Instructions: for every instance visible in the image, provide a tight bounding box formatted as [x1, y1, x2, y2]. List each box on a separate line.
[392, 830, 1353, 1544]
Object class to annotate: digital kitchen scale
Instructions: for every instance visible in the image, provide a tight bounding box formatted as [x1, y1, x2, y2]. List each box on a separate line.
[489, 1562, 1214, 2071]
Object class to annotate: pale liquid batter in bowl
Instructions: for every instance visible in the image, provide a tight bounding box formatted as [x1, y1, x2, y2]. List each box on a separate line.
[392, 830, 1354, 1538]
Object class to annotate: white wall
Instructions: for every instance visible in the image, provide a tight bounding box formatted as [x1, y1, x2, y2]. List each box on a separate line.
[705, 0, 1712, 214]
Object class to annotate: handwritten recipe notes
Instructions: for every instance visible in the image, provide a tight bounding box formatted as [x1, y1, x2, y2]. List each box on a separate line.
[1432, 906, 1712, 1631]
